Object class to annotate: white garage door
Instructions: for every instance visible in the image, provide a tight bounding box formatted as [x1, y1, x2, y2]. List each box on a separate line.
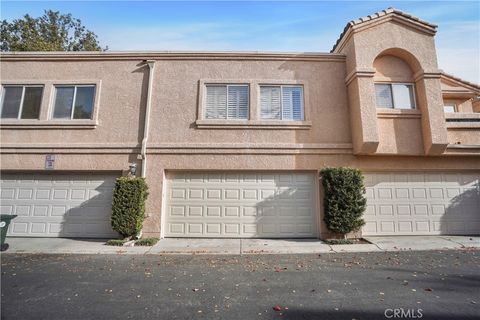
[0, 173, 119, 238]
[362, 172, 480, 236]
[165, 172, 318, 238]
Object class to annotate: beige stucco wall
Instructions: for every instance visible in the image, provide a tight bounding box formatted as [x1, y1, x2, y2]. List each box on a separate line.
[0, 57, 353, 150]
[1, 60, 147, 148]
[443, 98, 474, 113]
[376, 118, 424, 154]
[447, 130, 480, 145]
[374, 55, 414, 82]
[149, 59, 351, 145]
[3, 150, 479, 237]
[1, 14, 479, 239]
[139, 154, 480, 236]
[372, 54, 427, 155]
[473, 100, 480, 113]
[337, 17, 450, 155]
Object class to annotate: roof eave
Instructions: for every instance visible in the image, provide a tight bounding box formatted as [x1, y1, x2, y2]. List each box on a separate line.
[441, 72, 480, 94]
[0, 50, 346, 62]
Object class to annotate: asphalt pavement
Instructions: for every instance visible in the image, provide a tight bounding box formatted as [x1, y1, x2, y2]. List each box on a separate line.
[1, 250, 479, 320]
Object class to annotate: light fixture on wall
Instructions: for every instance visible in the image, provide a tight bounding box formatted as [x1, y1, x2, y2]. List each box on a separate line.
[129, 163, 137, 176]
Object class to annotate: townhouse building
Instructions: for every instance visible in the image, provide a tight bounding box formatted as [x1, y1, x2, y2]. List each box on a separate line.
[1, 8, 479, 239]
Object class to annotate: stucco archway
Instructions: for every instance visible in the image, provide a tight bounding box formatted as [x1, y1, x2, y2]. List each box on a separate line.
[373, 48, 423, 75]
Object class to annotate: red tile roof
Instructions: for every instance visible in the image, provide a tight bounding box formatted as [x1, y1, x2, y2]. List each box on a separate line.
[331, 8, 437, 53]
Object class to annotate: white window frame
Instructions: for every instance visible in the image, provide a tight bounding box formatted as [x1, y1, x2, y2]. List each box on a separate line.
[0, 85, 44, 119]
[443, 103, 457, 113]
[204, 84, 249, 120]
[51, 84, 96, 120]
[260, 84, 305, 120]
[375, 82, 416, 110]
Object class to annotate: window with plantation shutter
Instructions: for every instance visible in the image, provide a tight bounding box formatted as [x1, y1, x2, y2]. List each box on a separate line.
[228, 85, 249, 119]
[282, 86, 303, 120]
[260, 86, 281, 119]
[205, 85, 227, 119]
[205, 85, 248, 120]
[260, 85, 304, 120]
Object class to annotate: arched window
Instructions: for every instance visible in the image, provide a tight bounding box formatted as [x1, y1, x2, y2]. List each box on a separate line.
[373, 55, 416, 110]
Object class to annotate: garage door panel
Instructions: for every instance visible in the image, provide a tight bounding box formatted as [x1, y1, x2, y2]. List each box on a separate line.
[466, 221, 480, 234]
[11, 222, 29, 234]
[393, 188, 408, 198]
[1, 188, 15, 199]
[243, 189, 258, 200]
[461, 173, 479, 185]
[36, 189, 52, 200]
[224, 223, 240, 235]
[1, 173, 118, 238]
[14, 205, 31, 216]
[363, 172, 480, 236]
[165, 171, 317, 238]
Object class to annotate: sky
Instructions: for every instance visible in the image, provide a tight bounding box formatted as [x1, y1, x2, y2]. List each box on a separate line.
[1, 1, 479, 83]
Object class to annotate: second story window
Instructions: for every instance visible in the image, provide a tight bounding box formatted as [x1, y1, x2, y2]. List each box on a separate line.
[1, 85, 43, 119]
[52, 85, 95, 119]
[205, 85, 249, 120]
[443, 103, 456, 113]
[260, 85, 304, 120]
[375, 83, 415, 109]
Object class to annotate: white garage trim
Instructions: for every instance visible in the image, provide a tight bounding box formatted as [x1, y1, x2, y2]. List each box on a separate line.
[0, 172, 119, 238]
[164, 171, 319, 238]
[160, 169, 168, 239]
[362, 171, 480, 236]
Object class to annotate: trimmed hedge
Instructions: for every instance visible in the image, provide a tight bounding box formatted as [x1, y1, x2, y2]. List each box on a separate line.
[135, 237, 159, 246]
[106, 239, 128, 246]
[111, 176, 149, 238]
[320, 167, 366, 236]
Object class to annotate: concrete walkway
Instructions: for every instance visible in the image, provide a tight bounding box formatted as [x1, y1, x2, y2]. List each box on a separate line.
[2, 235, 479, 255]
[363, 235, 480, 251]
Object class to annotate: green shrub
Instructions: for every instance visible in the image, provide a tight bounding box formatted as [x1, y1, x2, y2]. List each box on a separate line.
[135, 237, 159, 246]
[111, 176, 149, 238]
[106, 239, 128, 246]
[324, 239, 354, 245]
[320, 167, 366, 237]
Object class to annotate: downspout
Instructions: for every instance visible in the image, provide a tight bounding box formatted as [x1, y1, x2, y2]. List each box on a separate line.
[141, 60, 155, 178]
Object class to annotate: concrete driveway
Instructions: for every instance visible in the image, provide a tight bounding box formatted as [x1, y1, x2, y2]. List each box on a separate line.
[2, 250, 479, 320]
[3, 236, 479, 255]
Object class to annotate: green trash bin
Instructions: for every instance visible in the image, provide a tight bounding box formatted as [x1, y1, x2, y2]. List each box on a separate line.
[1, 214, 17, 251]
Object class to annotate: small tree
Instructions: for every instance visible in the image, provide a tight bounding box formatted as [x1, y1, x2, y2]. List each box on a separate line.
[321, 167, 366, 238]
[111, 177, 149, 239]
[1, 10, 105, 51]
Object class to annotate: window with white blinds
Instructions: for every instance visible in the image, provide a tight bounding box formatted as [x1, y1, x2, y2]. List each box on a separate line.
[205, 85, 249, 120]
[260, 85, 304, 120]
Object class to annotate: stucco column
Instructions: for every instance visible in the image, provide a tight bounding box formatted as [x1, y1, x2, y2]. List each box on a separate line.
[415, 72, 449, 154]
[346, 70, 379, 154]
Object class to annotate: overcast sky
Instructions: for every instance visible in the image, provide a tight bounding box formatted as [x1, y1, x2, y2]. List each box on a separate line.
[2, 1, 479, 83]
